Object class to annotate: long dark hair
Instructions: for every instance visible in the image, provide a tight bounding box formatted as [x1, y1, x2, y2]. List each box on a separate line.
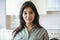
[13, 1, 42, 38]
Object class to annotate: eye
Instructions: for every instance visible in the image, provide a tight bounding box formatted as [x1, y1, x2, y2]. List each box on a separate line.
[29, 11, 34, 14]
[25, 12, 27, 14]
[23, 12, 27, 15]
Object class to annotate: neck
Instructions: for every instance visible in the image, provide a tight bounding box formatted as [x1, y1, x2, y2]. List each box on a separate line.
[26, 23, 33, 32]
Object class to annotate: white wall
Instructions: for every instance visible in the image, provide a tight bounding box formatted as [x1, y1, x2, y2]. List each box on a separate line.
[40, 11, 60, 29]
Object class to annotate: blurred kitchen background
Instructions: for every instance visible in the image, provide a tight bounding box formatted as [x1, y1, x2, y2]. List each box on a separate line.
[0, 0, 60, 40]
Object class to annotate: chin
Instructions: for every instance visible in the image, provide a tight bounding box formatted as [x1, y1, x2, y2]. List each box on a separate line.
[26, 21, 32, 24]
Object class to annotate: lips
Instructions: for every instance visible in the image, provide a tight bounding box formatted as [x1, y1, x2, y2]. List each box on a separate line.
[26, 18, 32, 21]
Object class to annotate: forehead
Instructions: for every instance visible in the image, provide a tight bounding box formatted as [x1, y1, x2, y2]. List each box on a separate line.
[23, 7, 33, 12]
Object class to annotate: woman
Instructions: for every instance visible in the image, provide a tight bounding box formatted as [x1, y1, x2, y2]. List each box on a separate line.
[12, 1, 49, 40]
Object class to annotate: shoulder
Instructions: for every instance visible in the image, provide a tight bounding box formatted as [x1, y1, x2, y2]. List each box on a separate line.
[34, 25, 48, 33]
[41, 28, 47, 32]
[12, 28, 24, 40]
[12, 31, 22, 40]
[42, 28, 49, 40]
[41, 28, 48, 33]
[38, 27, 48, 35]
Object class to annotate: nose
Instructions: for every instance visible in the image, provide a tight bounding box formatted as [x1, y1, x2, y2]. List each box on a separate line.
[26, 13, 31, 19]
[27, 13, 30, 17]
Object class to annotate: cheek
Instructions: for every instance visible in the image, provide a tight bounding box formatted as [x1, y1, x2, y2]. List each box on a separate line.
[31, 15, 35, 20]
[22, 14, 24, 19]
[22, 14, 27, 22]
[33, 14, 35, 19]
[22, 14, 25, 19]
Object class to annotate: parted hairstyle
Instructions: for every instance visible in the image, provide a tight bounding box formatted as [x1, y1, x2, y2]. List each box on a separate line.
[13, 1, 42, 39]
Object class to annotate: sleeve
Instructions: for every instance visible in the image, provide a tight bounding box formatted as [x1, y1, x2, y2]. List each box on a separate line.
[43, 30, 49, 40]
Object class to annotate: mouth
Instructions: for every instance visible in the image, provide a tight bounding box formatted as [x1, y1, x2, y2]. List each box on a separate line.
[27, 18, 31, 20]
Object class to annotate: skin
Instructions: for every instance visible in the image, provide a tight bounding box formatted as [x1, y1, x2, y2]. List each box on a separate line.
[22, 7, 35, 32]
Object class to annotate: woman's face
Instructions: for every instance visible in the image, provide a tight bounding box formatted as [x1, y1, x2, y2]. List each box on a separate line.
[22, 7, 35, 24]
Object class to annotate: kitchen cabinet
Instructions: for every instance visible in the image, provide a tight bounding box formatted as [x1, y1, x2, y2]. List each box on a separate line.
[31, 0, 60, 14]
[47, 0, 60, 11]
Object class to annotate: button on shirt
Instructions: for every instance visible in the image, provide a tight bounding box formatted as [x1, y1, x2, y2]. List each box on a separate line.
[13, 25, 49, 40]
